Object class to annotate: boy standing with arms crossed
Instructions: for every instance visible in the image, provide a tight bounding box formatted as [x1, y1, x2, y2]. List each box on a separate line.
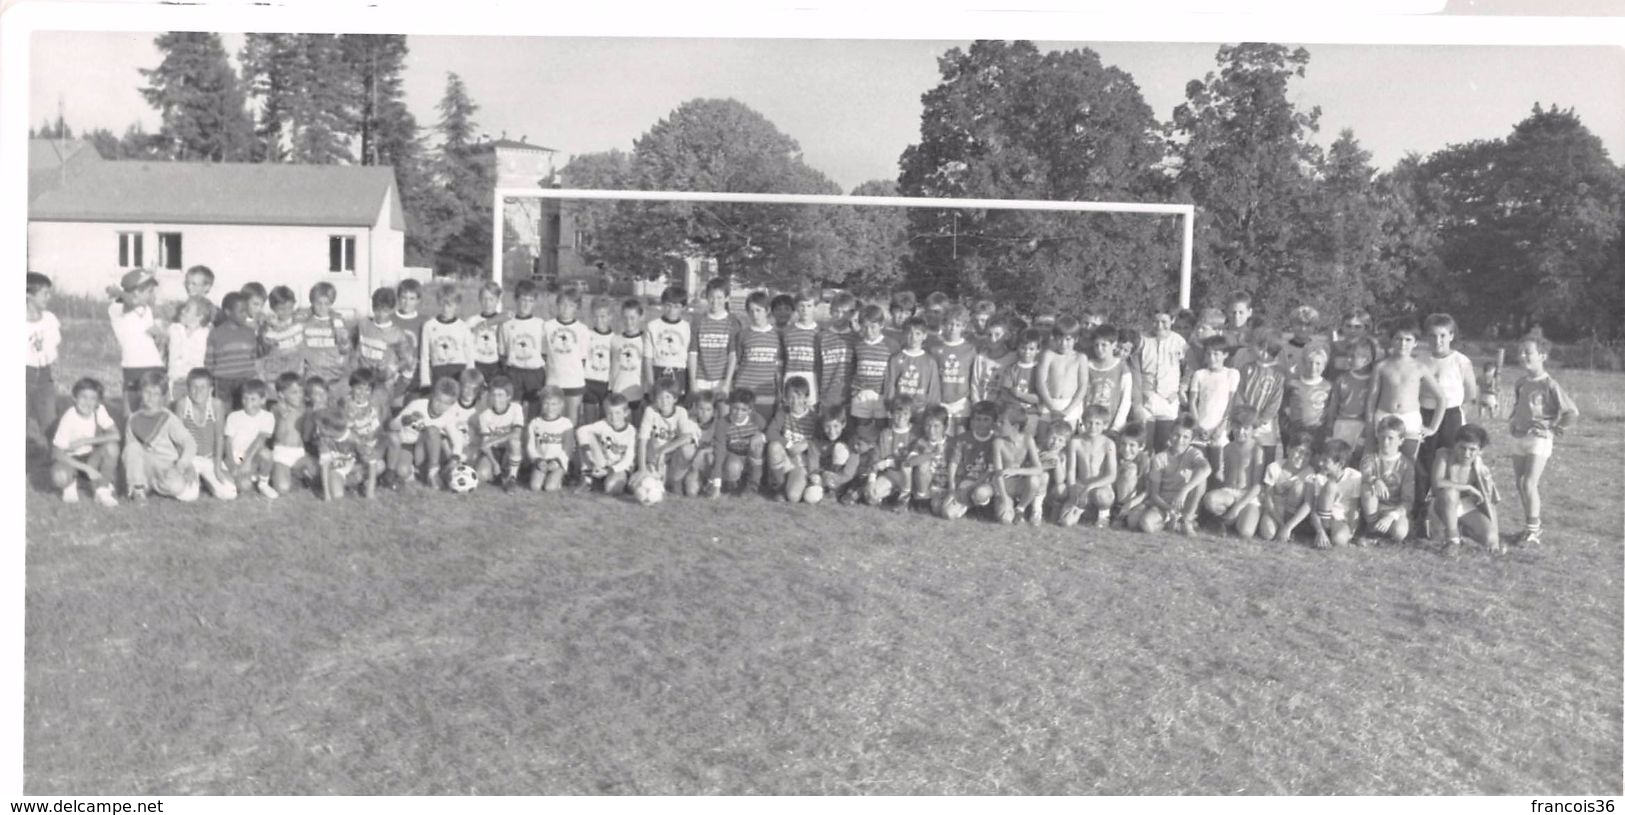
[1366, 324, 1445, 459]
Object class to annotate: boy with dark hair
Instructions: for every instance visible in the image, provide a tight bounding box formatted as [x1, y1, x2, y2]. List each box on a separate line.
[970, 314, 1014, 406]
[1234, 329, 1289, 462]
[885, 289, 917, 346]
[732, 291, 785, 422]
[612, 298, 648, 413]
[580, 296, 619, 425]
[123, 371, 200, 502]
[765, 377, 819, 502]
[769, 293, 796, 330]
[1060, 404, 1117, 528]
[849, 305, 898, 433]
[1428, 424, 1502, 554]
[49, 377, 120, 506]
[883, 316, 942, 415]
[501, 278, 549, 414]
[224, 379, 279, 498]
[1037, 317, 1087, 430]
[174, 367, 238, 501]
[1203, 405, 1266, 538]
[1359, 415, 1417, 546]
[239, 282, 269, 329]
[782, 291, 821, 407]
[645, 285, 692, 400]
[353, 287, 416, 412]
[1127, 416, 1210, 535]
[1417, 312, 1478, 494]
[1085, 324, 1133, 432]
[1367, 323, 1445, 459]
[1136, 308, 1188, 452]
[708, 388, 767, 497]
[999, 328, 1046, 422]
[939, 400, 1001, 520]
[259, 285, 306, 386]
[817, 291, 859, 410]
[1308, 439, 1362, 549]
[473, 375, 527, 491]
[204, 292, 259, 409]
[467, 281, 509, 384]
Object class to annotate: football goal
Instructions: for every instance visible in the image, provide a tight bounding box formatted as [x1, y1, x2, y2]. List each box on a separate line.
[492, 187, 1195, 308]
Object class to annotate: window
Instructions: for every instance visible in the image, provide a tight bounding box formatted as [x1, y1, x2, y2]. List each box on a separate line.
[156, 232, 182, 270]
[117, 232, 143, 269]
[329, 236, 356, 273]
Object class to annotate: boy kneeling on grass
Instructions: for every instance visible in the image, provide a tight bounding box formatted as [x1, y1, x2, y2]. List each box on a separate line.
[1202, 405, 1265, 538]
[122, 371, 200, 503]
[938, 400, 1001, 521]
[1427, 424, 1502, 556]
[1261, 431, 1315, 542]
[50, 377, 121, 507]
[708, 388, 767, 498]
[1126, 415, 1210, 536]
[1307, 439, 1361, 549]
[1358, 414, 1417, 546]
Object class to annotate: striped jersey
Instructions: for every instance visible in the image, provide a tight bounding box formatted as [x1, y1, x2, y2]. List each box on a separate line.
[355, 319, 413, 377]
[766, 406, 818, 448]
[258, 317, 306, 380]
[850, 335, 898, 396]
[205, 321, 259, 381]
[714, 411, 766, 459]
[781, 322, 820, 387]
[816, 325, 856, 405]
[689, 311, 739, 381]
[302, 312, 351, 383]
[971, 348, 1014, 404]
[732, 325, 783, 401]
[500, 316, 547, 371]
[931, 339, 975, 405]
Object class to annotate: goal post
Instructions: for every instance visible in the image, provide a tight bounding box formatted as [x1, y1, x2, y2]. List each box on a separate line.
[492, 187, 1195, 309]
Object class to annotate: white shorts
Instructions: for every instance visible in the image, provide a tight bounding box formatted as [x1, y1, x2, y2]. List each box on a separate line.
[1512, 433, 1553, 458]
[849, 390, 887, 420]
[942, 397, 969, 419]
[272, 444, 306, 468]
[1206, 486, 1259, 512]
[1374, 409, 1424, 440]
[692, 377, 725, 397]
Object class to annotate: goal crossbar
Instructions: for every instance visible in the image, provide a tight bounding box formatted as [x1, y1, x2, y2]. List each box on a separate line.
[493, 187, 1195, 307]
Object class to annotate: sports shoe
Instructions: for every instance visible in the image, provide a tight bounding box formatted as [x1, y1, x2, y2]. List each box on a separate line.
[890, 495, 910, 514]
[256, 478, 279, 499]
[93, 485, 118, 508]
[61, 483, 79, 504]
[129, 486, 148, 504]
[377, 470, 401, 492]
[1443, 537, 1463, 557]
[838, 488, 859, 506]
[502, 476, 518, 495]
[1095, 511, 1111, 529]
[1519, 526, 1543, 547]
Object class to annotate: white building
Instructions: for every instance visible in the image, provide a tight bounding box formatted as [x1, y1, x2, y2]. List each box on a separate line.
[28, 139, 405, 314]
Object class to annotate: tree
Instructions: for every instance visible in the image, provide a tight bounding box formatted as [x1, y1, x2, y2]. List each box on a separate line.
[898, 41, 1175, 317]
[564, 99, 844, 286]
[815, 179, 909, 295]
[240, 33, 357, 164]
[430, 72, 494, 276]
[1294, 129, 1413, 319]
[140, 32, 253, 161]
[1168, 43, 1323, 318]
[1408, 105, 1623, 339]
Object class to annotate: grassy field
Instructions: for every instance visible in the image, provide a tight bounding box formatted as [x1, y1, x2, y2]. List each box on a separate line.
[23, 318, 1625, 794]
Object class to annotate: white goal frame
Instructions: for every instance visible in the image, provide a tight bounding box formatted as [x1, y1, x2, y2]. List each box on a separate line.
[493, 188, 1195, 309]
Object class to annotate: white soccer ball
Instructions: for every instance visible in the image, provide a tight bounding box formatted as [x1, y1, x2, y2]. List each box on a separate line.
[830, 442, 850, 468]
[447, 463, 480, 494]
[633, 474, 665, 506]
[802, 484, 825, 505]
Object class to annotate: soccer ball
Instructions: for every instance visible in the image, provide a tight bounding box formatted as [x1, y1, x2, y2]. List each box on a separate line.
[447, 463, 480, 494]
[801, 484, 824, 505]
[633, 474, 665, 506]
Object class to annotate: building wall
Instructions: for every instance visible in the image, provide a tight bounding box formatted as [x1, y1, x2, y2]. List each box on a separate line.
[27, 218, 403, 315]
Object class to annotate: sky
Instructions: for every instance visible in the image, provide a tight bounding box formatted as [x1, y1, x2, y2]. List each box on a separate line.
[27, 26, 1625, 191]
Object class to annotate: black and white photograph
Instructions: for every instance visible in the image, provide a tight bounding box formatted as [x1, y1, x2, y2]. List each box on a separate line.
[11, 0, 1625, 801]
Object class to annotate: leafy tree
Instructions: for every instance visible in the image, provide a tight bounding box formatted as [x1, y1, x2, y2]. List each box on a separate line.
[31, 117, 73, 139]
[815, 179, 909, 295]
[899, 40, 1176, 318]
[1168, 43, 1323, 318]
[1294, 130, 1414, 320]
[140, 32, 253, 161]
[1409, 105, 1623, 339]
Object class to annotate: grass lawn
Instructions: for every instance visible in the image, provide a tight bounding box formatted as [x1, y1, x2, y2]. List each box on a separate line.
[22, 318, 1625, 794]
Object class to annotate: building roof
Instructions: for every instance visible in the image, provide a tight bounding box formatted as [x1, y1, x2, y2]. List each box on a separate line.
[28, 157, 403, 229]
[478, 138, 557, 153]
[27, 139, 104, 202]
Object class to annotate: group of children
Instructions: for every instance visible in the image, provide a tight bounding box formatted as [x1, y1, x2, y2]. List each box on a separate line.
[25, 264, 1580, 553]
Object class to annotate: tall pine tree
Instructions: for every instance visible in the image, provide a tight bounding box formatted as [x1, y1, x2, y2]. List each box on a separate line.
[140, 32, 253, 161]
[431, 72, 493, 276]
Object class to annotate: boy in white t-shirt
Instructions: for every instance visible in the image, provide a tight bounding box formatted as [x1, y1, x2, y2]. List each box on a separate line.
[223, 380, 279, 498]
[473, 376, 527, 491]
[525, 386, 576, 492]
[1187, 335, 1240, 471]
[50, 378, 121, 507]
[576, 392, 638, 495]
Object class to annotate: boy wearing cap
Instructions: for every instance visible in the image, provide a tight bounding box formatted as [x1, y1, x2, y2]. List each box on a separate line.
[107, 268, 167, 408]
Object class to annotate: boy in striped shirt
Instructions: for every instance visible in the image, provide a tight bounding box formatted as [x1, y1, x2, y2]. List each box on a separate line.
[884, 317, 942, 417]
[258, 286, 306, 388]
[849, 305, 898, 435]
[205, 293, 260, 409]
[302, 282, 352, 401]
[731, 291, 784, 422]
[708, 388, 767, 497]
[688, 278, 739, 396]
[817, 291, 858, 410]
[781, 291, 821, 407]
[353, 288, 416, 415]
